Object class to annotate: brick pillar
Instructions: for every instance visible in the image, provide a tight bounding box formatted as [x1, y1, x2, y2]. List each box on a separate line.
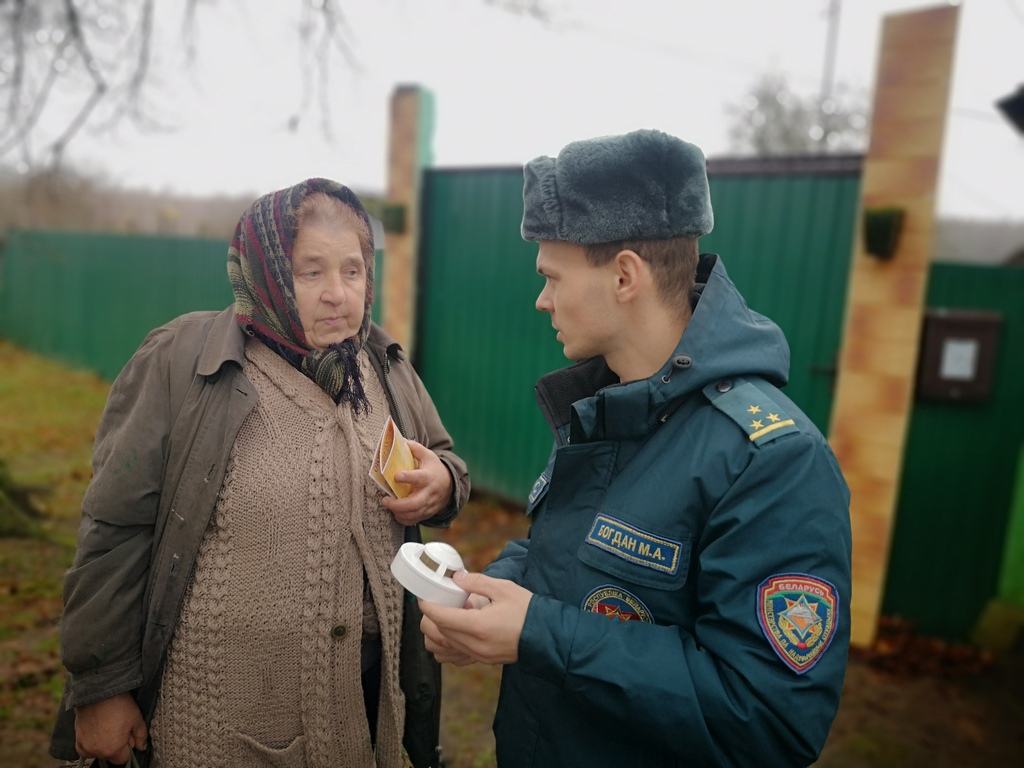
[829, 5, 960, 647]
[382, 85, 434, 354]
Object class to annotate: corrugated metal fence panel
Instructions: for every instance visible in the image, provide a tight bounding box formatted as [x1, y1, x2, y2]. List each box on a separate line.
[701, 157, 862, 432]
[883, 263, 1024, 641]
[1002, 448, 1024, 609]
[1, 230, 233, 380]
[416, 158, 861, 502]
[416, 169, 563, 501]
[0, 230, 385, 382]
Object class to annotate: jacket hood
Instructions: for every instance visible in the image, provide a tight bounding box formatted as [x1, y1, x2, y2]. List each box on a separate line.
[674, 252, 790, 392]
[537, 254, 790, 442]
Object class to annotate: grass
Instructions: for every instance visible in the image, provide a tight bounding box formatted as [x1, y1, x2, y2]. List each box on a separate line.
[0, 340, 111, 765]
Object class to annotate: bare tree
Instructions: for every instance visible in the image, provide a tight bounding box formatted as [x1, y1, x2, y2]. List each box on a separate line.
[726, 71, 869, 156]
[0, 0, 549, 169]
[2, 0, 165, 167]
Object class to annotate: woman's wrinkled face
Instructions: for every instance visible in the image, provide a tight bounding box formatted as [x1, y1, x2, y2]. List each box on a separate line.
[291, 221, 367, 350]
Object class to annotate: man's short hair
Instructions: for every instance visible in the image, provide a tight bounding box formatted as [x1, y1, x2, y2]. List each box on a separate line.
[585, 238, 698, 317]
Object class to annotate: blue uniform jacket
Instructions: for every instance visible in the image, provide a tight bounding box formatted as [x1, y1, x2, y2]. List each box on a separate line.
[485, 254, 852, 767]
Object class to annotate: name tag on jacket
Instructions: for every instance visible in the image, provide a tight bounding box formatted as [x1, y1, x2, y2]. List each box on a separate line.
[585, 514, 682, 575]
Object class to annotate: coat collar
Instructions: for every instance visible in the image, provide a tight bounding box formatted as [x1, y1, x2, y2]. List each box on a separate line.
[536, 254, 791, 444]
[197, 307, 246, 377]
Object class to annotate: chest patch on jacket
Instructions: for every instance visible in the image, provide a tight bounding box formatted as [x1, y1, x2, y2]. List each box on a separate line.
[706, 380, 799, 445]
[582, 585, 653, 623]
[585, 514, 682, 574]
[757, 573, 839, 674]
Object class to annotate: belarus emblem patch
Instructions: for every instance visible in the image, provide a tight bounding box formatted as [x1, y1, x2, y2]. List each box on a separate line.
[757, 573, 839, 674]
[582, 585, 653, 623]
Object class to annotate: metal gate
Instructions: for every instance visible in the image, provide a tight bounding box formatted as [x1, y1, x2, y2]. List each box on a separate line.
[414, 155, 862, 502]
[884, 263, 1024, 641]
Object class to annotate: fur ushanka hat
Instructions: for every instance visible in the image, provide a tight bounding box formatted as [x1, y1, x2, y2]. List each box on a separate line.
[521, 128, 714, 245]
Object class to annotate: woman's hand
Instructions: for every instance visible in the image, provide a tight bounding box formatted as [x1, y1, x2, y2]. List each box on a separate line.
[75, 691, 148, 765]
[381, 440, 453, 526]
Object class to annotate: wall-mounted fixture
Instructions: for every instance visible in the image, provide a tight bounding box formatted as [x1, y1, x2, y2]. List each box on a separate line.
[863, 206, 905, 260]
[996, 85, 1024, 135]
[916, 309, 1003, 403]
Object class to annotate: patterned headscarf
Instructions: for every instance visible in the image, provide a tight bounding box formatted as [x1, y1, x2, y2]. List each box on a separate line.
[227, 178, 375, 410]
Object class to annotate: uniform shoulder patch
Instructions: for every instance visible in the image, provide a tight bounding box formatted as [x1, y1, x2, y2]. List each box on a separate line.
[528, 472, 548, 505]
[757, 573, 839, 674]
[704, 378, 800, 446]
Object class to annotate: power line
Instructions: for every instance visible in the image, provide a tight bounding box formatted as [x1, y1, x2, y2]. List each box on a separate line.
[951, 106, 1010, 124]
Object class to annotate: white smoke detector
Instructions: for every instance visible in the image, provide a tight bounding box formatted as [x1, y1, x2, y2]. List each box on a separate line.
[390, 541, 469, 607]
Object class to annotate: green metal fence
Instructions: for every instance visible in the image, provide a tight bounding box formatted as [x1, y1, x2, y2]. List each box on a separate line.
[1000, 448, 1024, 611]
[416, 169, 556, 502]
[701, 156, 862, 431]
[0, 230, 384, 382]
[883, 263, 1024, 641]
[0, 230, 233, 381]
[415, 156, 862, 502]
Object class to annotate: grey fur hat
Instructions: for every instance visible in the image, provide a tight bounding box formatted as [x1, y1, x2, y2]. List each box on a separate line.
[521, 128, 714, 244]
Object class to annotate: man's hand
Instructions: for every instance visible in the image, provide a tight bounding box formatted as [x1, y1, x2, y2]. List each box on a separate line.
[420, 592, 490, 666]
[419, 571, 532, 666]
[75, 691, 147, 765]
[382, 440, 453, 526]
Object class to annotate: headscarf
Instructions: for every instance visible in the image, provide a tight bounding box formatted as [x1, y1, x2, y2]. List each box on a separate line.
[227, 178, 375, 411]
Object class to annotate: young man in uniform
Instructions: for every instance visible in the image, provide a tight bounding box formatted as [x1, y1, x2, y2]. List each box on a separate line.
[419, 129, 852, 767]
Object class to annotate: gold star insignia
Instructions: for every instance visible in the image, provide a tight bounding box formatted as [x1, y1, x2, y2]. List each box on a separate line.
[768, 413, 780, 422]
[747, 405, 762, 414]
[750, 420, 764, 430]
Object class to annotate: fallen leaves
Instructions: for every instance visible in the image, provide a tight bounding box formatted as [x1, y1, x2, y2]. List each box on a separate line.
[852, 614, 994, 678]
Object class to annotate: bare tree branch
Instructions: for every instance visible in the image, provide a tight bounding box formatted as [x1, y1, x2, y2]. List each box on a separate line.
[181, 0, 201, 65]
[0, 0, 555, 170]
[0, 47, 59, 157]
[288, 0, 361, 138]
[726, 71, 868, 156]
[92, 0, 159, 133]
[315, 17, 335, 142]
[485, 0, 550, 23]
[48, 0, 109, 165]
[3, 0, 28, 137]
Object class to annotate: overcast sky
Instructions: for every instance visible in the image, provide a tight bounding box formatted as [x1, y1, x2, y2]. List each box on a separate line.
[26, 0, 1024, 220]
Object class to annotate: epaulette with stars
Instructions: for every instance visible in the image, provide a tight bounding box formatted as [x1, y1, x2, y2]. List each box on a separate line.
[703, 377, 800, 446]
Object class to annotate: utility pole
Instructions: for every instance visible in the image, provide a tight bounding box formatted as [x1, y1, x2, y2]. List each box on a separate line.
[819, 0, 842, 149]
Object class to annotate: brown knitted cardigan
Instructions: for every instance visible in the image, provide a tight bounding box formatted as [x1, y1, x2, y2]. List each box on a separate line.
[150, 340, 406, 768]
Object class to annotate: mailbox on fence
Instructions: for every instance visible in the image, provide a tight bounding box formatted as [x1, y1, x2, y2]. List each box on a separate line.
[916, 309, 1003, 403]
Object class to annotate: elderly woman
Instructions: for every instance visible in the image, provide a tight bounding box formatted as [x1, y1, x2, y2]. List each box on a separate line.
[49, 179, 470, 768]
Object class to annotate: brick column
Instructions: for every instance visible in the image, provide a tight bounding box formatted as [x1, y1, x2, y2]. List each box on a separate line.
[382, 85, 435, 354]
[829, 5, 960, 647]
